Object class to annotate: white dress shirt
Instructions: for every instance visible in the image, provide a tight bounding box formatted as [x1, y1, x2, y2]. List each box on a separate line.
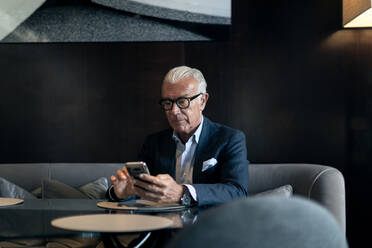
[172, 116, 204, 201]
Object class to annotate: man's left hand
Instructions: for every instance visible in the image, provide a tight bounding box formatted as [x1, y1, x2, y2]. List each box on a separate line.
[133, 174, 183, 203]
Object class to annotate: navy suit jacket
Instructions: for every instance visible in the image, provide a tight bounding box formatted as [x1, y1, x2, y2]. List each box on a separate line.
[138, 117, 249, 206]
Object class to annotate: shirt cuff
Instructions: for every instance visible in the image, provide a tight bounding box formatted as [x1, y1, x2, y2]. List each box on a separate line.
[184, 184, 198, 202]
[107, 185, 138, 202]
[107, 185, 120, 201]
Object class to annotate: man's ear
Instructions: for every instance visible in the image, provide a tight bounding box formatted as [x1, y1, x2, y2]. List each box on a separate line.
[200, 93, 209, 111]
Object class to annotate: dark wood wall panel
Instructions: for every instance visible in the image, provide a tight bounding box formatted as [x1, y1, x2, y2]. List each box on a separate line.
[0, 43, 184, 162]
[231, 41, 348, 167]
[184, 42, 233, 124]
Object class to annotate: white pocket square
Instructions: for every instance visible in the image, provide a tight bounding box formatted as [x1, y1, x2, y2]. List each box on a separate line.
[202, 158, 218, 172]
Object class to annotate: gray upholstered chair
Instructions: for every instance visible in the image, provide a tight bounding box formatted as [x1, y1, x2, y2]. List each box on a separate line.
[167, 196, 348, 248]
[248, 163, 346, 233]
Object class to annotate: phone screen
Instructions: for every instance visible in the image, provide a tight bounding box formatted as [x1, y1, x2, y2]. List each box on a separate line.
[125, 161, 150, 179]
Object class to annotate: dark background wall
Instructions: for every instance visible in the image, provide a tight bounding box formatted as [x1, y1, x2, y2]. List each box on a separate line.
[0, 0, 369, 246]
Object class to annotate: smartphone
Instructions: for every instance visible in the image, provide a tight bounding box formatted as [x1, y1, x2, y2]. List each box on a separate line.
[124, 161, 150, 179]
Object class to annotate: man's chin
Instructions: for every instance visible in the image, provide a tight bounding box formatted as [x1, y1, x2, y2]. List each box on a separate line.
[172, 125, 188, 134]
[173, 126, 186, 133]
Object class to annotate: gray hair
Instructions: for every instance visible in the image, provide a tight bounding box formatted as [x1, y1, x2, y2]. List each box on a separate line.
[163, 66, 207, 93]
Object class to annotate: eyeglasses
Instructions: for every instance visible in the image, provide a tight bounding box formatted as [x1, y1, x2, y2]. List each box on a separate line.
[159, 93, 203, 111]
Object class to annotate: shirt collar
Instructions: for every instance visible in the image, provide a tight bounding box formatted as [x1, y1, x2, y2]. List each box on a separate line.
[172, 116, 204, 144]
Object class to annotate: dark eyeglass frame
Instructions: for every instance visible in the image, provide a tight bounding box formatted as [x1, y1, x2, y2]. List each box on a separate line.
[159, 93, 203, 111]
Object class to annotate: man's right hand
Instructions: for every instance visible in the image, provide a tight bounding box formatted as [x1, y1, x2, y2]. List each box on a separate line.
[110, 166, 136, 199]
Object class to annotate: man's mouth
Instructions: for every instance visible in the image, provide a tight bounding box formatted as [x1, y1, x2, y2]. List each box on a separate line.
[173, 119, 185, 123]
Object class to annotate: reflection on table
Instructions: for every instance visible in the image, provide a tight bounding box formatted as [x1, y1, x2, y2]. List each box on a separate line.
[0, 198, 203, 247]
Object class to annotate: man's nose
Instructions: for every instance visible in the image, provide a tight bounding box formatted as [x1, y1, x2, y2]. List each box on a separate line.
[170, 102, 180, 114]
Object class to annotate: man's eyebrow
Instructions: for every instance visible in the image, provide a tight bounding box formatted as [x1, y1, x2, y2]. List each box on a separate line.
[180, 92, 198, 97]
[161, 94, 190, 99]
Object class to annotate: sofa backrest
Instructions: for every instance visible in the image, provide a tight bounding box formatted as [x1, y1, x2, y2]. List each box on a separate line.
[248, 163, 346, 233]
[0, 163, 49, 191]
[48, 163, 123, 187]
[0, 163, 123, 191]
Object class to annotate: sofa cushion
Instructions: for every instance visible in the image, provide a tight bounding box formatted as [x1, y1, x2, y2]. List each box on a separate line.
[42, 177, 108, 199]
[31, 187, 42, 198]
[254, 184, 293, 198]
[78, 177, 108, 199]
[0, 177, 37, 199]
[43, 179, 88, 199]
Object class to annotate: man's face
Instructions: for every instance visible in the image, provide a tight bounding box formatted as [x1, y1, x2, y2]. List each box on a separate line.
[161, 77, 208, 141]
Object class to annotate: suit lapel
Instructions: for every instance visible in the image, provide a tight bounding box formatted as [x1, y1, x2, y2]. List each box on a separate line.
[193, 117, 213, 183]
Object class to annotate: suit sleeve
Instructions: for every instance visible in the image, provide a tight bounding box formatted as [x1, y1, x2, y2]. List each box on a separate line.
[137, 134, 162, 176]
[192, 130, 249, 206]
[137, 136, 153, 166]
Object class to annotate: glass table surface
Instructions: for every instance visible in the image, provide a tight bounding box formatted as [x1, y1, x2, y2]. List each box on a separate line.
[0, 199, 199, 240]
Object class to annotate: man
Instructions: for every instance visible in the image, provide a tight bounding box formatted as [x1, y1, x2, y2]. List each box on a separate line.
[107, 66, 249, 206]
